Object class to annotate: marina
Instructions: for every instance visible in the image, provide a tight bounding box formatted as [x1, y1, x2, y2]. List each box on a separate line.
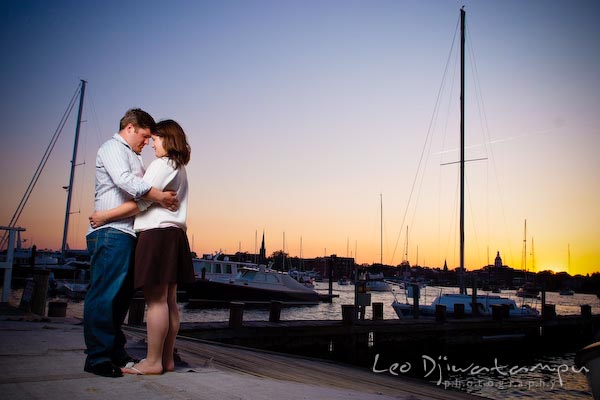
[1, 4, 599, 400]
[5, 280, 597, 399]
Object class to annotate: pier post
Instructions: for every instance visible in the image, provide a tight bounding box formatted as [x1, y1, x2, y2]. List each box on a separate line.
[30, 269, 50, 316]
[454, 303, 465, 319]
[543, 304, 556, 320]
[128, 297, 145, 325]
[471, 279, 478, 316]
[581, 304, 592, 319]
[541, 288, 546, 310]
[47, 301, 67, 317]
[201, 267, 206, 280]
[435, 304, 446, 322]
[269, 301, 282, 322]
[327, 261, 333, 303]
[372, 302, 383, 320]
[411, 283, 420, 319]
[342, 304, 355, 325]
[491, 304, 502, 321]
[229, 302, 244, 329]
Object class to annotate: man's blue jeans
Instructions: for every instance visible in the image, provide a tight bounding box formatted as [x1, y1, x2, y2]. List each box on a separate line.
[84, 228, 136, 366]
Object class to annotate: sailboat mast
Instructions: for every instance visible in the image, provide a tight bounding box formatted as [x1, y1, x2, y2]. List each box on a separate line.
[404, 225, 408, 264]
[459, 8, 466, 294]
[380, 193, 383, 265]
[61, 79, 86, 258]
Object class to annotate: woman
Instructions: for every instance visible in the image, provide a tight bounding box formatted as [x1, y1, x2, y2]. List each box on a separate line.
[89, 119, 195, 375]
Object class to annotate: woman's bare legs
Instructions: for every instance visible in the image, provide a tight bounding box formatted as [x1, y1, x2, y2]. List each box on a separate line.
[162, 283, 179, 372]
[123, 284, 168, 375]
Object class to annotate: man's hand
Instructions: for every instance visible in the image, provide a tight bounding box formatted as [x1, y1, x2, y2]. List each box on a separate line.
[145, 187, 179, 211]
[159, 190, 179, 211]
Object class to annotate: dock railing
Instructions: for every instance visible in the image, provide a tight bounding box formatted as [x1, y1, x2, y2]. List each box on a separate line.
[0, 226, 26, 302]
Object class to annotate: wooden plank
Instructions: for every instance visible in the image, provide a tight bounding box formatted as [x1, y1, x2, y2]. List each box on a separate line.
[125, 327, 480, 400]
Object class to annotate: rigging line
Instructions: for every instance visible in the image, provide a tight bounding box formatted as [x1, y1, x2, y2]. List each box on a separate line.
[1, 84, 81, 250]
[466, 27, 489, 269]
[390, 15, 461, 265]
[10, 86, 79, 226]
[408, 48, 460, 254]
[70, 110, 89, 250]
[466, 177, 484, 269]
[466, 26, 514, 266]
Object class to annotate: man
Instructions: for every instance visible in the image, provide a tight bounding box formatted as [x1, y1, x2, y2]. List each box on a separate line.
[84, 108, 178, 378]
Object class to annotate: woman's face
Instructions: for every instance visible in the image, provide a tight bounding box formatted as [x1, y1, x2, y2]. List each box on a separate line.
[151, 135, 167, 158]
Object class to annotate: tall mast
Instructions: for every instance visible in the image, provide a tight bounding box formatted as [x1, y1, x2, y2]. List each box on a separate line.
[568, 244, 571, 275]
[61, 79, 86, 258]
[380, 193, 383, 265]
[459, 8, 466, 294]
[522, 219, 527, 273]
[404, 225, 409, 264]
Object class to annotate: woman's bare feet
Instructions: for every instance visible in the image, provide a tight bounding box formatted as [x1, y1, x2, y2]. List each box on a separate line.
[162, 359, 175, 372]
[121, 359, 163, 375]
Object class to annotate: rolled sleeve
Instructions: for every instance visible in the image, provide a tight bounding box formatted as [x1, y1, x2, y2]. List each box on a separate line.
[99, 140, 152, 200]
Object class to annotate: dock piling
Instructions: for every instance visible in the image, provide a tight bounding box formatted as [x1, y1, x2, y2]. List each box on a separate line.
[31, 269, 50, 316]
[411, 283, 420, 319]
[269, 301, 282, 322]
[435, 304, 446, 322]
[229, 302, 245, 329]
[47, 301, 67, 317]
[582, 304, 592, 319]
[127, 297, 145, 325]
[454, 303, 465, 319]
[342, 304, 355, 325]
[372, 302, 383, 320]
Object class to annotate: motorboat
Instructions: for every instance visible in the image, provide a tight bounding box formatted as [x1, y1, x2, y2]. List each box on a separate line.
[558, 288, 575, 296]
[337, 277, 352, 285]
[185, 264, 321, 307]
[576, 341, 600, 400]
[288, 269, 316, 288]
[191, 254, 251, 281]
[391, 291, 539, 319]
[358, 272, 390, 292]
[516, 282, 540, 298]
[366, 280, 391, 292]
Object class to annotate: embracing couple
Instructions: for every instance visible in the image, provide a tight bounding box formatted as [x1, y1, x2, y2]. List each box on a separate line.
[84, 108, 195, 377]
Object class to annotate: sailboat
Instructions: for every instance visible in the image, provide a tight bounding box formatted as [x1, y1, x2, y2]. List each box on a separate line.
[4, 81, 90, 285]
[559, 244, 575, 295]
[391, 9, 538, 319]
[516, 220, 540, 298]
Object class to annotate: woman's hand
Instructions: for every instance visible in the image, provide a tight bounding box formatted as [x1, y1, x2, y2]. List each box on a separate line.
[89, 211, 109, 229]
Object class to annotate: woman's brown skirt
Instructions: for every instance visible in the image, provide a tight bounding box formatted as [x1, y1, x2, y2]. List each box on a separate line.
[134, 227, 195, 289]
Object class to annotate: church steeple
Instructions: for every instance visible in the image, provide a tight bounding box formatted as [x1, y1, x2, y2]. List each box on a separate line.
[494, 251, 503, 268]
[259, 231, 267, 264]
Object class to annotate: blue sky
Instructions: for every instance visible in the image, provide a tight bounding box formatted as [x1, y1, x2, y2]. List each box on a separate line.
[1, 0, 599, 274]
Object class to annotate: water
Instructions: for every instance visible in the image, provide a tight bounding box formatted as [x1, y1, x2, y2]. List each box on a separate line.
[180, 282, 600, 322]
[181, 283, 598, 399]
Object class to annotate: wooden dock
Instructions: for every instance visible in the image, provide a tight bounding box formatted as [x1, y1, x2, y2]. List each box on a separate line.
[124, 326, 482, 400]
[175, 313, 600, 367]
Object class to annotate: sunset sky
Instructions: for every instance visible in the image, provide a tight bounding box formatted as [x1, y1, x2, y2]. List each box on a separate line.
[1, 1, 598, 276]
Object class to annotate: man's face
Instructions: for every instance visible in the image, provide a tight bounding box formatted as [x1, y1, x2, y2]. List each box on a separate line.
[127, 124, 152, 154]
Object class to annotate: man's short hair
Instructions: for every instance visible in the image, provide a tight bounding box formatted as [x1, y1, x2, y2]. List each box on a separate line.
[119, 108, 156, 131]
